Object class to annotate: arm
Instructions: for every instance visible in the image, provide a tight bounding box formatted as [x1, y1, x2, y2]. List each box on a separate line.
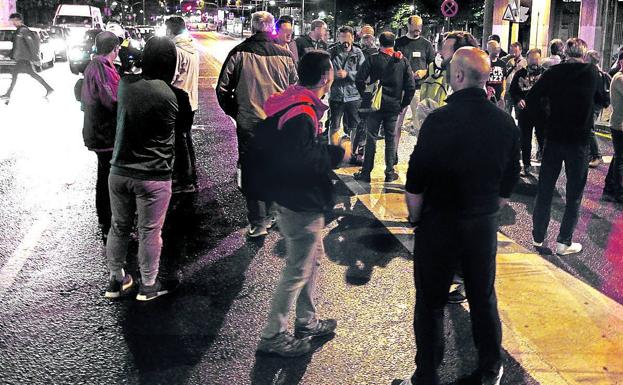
[499, 119, 521, 203]
[345, 50, 365, 82]
[405, 192, 424, 224]
[173, 49, 186, 85]
[509, 69, 522, 106]
[287, 55, 298, 85]
[356, 55, 372, 96]
[595, 71, 611, 109]
[526, 69, 551, 108]
[404, 114, 438, 219]
[216, 49, 240, 117]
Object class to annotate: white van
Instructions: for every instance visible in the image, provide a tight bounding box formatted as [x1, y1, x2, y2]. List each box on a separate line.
[53, 5, 103, 31]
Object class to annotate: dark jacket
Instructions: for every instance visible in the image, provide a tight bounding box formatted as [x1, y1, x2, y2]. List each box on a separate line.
[406, 88, 520, 217]
[394, 35, 435, 88]
[328, 44, 365, 102]
[263, 85, 344, 212]
[10, 25, 39, 63]
[355, 49, 416, 114]
[294, 34, 328, 62]
[216, 32, 298, 129]
[526, 62, 610, 145]
[110, 75, 178, 181]
[81, 55, 120, 151]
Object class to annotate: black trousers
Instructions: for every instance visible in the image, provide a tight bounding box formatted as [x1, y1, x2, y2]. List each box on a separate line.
[516, 109, 543, 167]
[173, 111, 198, 187]
[4, 60, 53, 97]
[532, 140, 589, 245]
[95, 151, 113, 232]
[605, 129, 623, 195]
[329, 100, 360, 141]
[412, 212, 502, 385]
[362, 111, 398, 176]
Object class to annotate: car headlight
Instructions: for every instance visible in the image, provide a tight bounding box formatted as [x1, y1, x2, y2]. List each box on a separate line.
[70, 48, 84, 61]
[52, 38, 65, 51]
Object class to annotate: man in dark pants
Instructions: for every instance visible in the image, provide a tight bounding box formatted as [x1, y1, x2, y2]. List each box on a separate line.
[398, 47, 520, 385]
[354, 32, 415, 183]
[604, 51, 623, 203]
[80, 32, 121, 243]
[1, 13, 54, 102]
[527, 38, 610, 256]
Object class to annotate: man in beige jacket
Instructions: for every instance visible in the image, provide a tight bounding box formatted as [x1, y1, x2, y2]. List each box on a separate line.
[167, 16, 200, 193]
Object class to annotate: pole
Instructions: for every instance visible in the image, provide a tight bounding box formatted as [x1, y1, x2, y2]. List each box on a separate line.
[301, 0, 305, 35]
[333, 0, 337, 40]
[142, 0, 146, 24]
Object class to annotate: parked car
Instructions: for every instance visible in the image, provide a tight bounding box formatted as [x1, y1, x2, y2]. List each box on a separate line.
[68, 28, 98, 74]
[47, 25, 70, 61]
[0, 27, 56, 72]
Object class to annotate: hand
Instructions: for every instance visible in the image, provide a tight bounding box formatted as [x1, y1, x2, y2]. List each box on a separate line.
[518, 99, 526, 109]
[337, 70, 348, 79]
[414, 69, 427, 80]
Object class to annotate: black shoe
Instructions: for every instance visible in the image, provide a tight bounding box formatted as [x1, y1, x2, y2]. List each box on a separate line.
[294, 319, 337, 339]
[349, 155, 363, 166]
[448, 284, 467, 304]
[257, 332, 311, 357]
[104, 274, 134, 299]
[136, 279, 175, 301]
[266, 216, 277, 230]
[353, 171, 371, 183]
[44, 89, 54, 100]
[588, 157, 602, 168]
[522, 165, 533, 176]
[385, 171, 399, 183]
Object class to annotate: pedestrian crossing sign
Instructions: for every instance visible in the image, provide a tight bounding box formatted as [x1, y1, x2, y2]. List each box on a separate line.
[502, 4, 530, 23]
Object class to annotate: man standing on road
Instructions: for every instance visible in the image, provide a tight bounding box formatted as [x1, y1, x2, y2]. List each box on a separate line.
[275, 16, 298, 64]
[257, 50, 346, 357]
[399, 46, 520, 385]
[502, 42, 527, 115]
[80, 31, 121, 244]
[527, 38, 610, 256]
[167, 16, 200, 193]
[328, 26, 365, 145]
[353, 32, 415, 183]
[394, 16, 435, 137]
[295, 19, 328, 61]
[542, 39, 564, 70]
[105, 37, 180, 301]
[604, 51, 623, 203]
[486, 40, 507, 108]
[1, 13, 54, 103]
[216, 11, 298, 238]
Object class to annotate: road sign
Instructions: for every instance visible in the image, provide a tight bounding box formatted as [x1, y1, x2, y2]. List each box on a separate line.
[502, 4, 530, 23]
[441, 0, 459, 18]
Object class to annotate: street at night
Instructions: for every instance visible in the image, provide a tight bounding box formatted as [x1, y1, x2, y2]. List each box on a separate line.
[0, 30, 622, 384]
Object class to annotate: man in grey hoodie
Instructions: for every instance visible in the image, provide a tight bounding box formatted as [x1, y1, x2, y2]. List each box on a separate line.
[167, 16, 200, 193]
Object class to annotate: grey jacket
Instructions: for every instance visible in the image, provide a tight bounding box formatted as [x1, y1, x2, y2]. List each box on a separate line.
[11, 26, 39, 63]
[328, 44, 365, 103]
[216, 32, 298, 130]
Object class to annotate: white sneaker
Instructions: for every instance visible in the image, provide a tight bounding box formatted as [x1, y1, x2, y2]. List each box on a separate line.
[532, 240, 543, 247]
[482, 365, 504, 385]
[556, 242, 582, 256]
[247, 226, 268, 238]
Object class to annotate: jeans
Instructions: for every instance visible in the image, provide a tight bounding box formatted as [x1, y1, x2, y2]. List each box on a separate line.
[261, 205, 324, 338]
[517, 109, 544, 167]
[605, 129, 623, 195]
[107, 174, 172, 285]
[362, 111, 399, 175]
[589, 130, 601, 159]
[329, 100, 360, 144]
[532, 141, 589, 245]
[95, 151, 113, 232]
[412, 212, 502, 385]
[4, 60, 53, 97]
[173, 111, 198, 187]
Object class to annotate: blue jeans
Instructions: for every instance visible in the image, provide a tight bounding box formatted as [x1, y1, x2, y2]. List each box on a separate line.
[261, 205, 324, 338]
[107, 174, 172, 285]
[532, 140, 589, 245]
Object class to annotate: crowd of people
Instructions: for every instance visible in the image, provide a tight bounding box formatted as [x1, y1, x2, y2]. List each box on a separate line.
[14, 5, 615, 383]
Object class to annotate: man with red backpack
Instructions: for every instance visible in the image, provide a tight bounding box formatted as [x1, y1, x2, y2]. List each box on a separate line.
[1, 13, 54, 103]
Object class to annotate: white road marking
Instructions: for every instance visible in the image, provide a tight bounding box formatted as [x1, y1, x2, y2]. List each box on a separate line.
[0, 214, 50, 295]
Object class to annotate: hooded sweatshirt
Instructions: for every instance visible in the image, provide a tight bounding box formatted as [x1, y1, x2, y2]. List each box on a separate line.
[355, 47, 416, 114]
[526, 62, 610, 145]
[262, 85, 344, 212]
[172, 34, 200, 111]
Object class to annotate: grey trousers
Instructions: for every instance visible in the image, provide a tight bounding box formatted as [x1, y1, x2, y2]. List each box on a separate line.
[261, 205, 325, 338]
[106, 174, 172, 286]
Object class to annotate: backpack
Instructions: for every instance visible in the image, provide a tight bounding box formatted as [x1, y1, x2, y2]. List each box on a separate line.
[240, 102, 317, 201]
[23, 27, 40, 62]
[597, 70, 612, 109]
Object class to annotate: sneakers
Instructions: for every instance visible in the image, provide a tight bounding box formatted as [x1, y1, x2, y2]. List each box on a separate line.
[136, 279, 174, 301]
[294, 319, 337, 339]
[257, 331, 311, 357]
[248, 225, 268, 238]
[104, 273, 134, 299]
[447, 284, 467, 304]
[353, 171, 371, 183]
[556, 242, 582, 256]
[532, 240, 544, 247]
[385, 171, 400, 183]
[266, 217, 277, 230]
[588, 157, 602, 168]
[482, 366, 504, 385]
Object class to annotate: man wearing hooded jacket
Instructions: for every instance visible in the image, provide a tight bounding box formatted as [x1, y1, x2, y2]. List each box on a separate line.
[167, 16, 200, 193]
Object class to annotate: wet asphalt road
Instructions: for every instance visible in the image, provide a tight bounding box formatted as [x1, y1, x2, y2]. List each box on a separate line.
[0, 32, 620, 385]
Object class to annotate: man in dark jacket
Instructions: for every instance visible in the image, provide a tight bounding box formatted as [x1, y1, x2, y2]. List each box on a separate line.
[353, 31, 415, 183]
[294, 19, 328, 61]
[217, 11, 298, 238]
[399, 46, 520, 385]
[328, 26, 365, 145]
[509, 48, 545, 176]
[257, 50, 346, 357]
[527, 38, 610, 256]
[81, 31, 121, 243]
[105, 37, 179, 302]
[1, 13, 54, 102]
